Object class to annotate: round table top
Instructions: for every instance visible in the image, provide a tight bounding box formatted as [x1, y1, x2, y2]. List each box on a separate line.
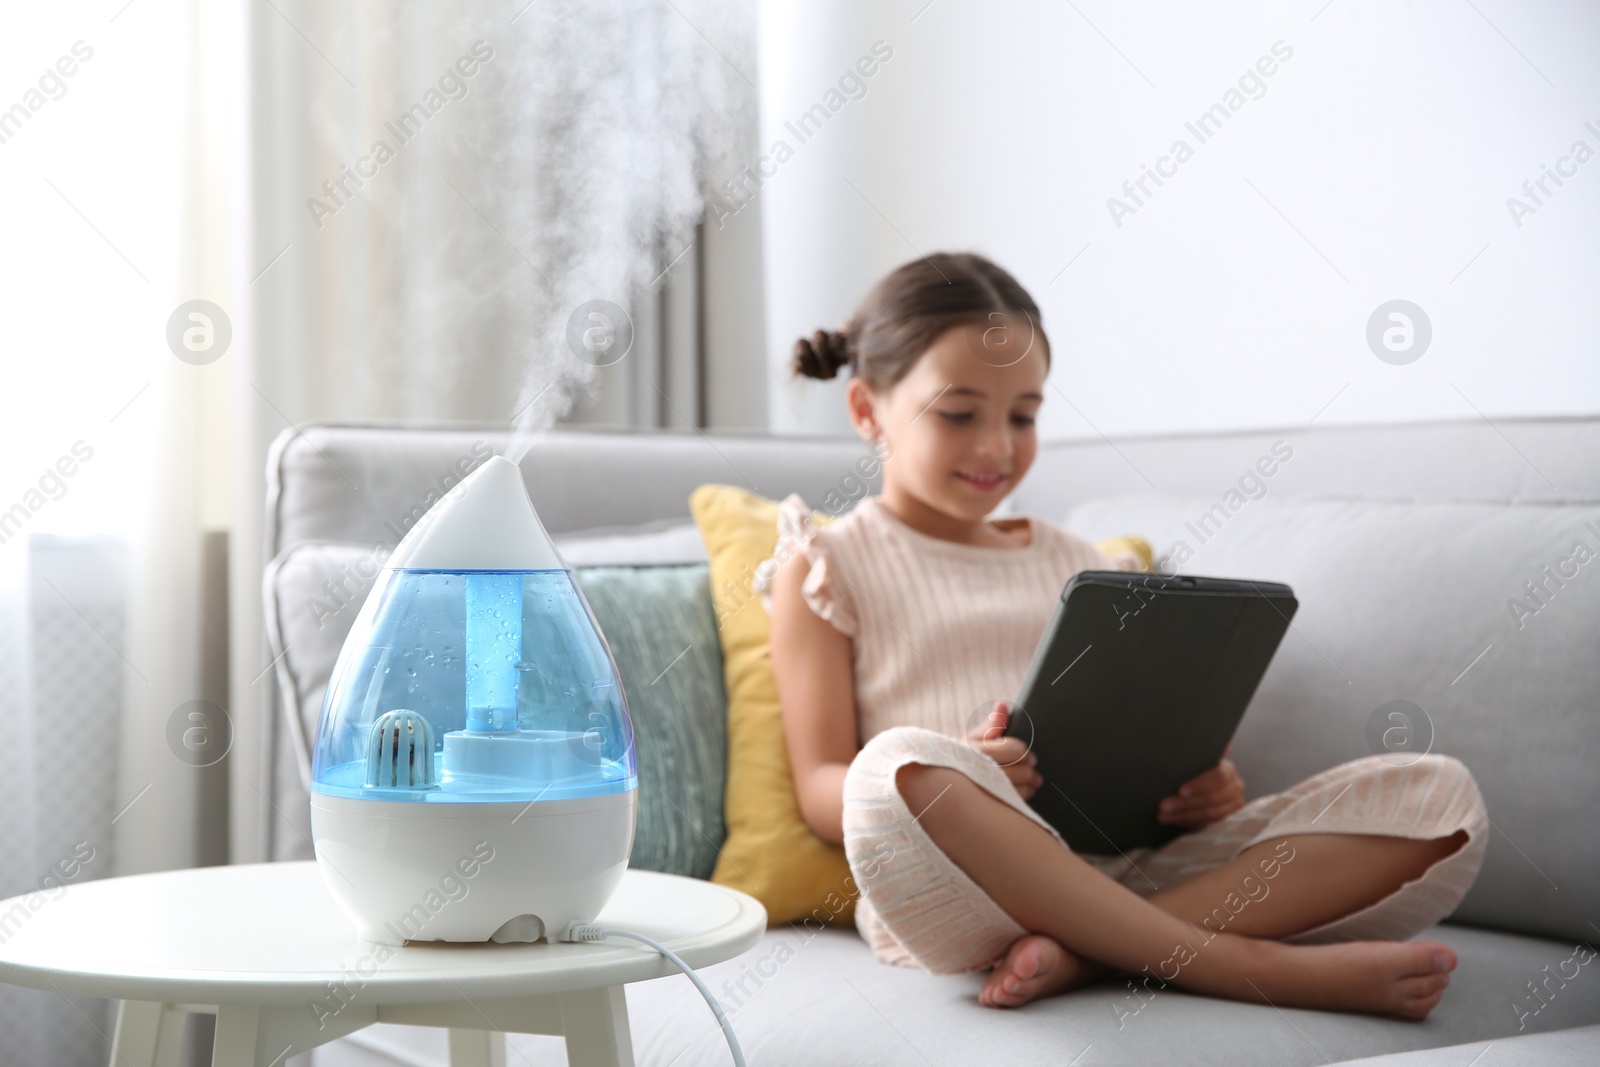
[0, 862, 766, 1006]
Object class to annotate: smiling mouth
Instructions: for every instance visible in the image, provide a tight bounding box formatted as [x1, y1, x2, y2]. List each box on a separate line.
[955, 470, 1008, 491]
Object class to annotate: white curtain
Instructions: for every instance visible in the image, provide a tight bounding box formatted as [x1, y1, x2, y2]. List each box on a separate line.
[0, 1, 234, 1062]
[247, 0, 753, 428]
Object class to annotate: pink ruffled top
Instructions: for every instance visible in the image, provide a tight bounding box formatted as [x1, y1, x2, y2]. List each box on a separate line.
[754, 493, 1132, 745]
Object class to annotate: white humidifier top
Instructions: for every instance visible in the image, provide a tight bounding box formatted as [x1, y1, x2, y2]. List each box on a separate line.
[388, 455, 565, 571]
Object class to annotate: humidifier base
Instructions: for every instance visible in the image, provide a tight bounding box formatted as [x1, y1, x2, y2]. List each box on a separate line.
[310, 789, 636, 947]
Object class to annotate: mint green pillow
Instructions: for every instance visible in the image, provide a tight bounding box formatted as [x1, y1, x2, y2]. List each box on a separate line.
[573, 564, 727, 879]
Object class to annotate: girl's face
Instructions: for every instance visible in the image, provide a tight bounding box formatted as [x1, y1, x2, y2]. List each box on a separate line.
[849, 317, 1048, 524]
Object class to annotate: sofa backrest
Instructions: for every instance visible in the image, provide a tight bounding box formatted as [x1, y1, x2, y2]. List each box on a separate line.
[1014, 415, 1600, 514]
[263, 416, 1600, 941]
[267, 416, 1600, 559]
[266, 423, 886, 557]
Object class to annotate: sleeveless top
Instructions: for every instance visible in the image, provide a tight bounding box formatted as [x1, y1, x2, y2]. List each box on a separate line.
[753, 493, 1131, 746]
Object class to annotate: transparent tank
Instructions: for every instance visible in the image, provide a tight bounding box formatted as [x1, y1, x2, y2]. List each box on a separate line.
[309, 457, 637, 805]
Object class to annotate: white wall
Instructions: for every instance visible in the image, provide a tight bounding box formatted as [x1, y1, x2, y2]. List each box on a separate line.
[758, 0, 1600, 441]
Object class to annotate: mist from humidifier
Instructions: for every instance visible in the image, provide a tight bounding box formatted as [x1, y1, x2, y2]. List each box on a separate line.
[465, 573, 523, 732]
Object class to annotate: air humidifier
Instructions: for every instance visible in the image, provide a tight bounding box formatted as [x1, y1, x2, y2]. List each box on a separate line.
[308, 455, 638, 946]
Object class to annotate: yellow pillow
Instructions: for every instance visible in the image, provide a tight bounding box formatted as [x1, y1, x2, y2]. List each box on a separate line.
[689, 484, 1151, 928]
[690, 484, 855, 927]
[1096, 535, 1154, 572]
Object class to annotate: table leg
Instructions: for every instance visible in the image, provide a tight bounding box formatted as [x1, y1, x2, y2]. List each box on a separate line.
[557, 986, 633, 1067]
[447, 1028, 507, 1067]
[152, 1006, 187, 1066]
[110, 1001, 163, 1067]
[111, 1002, 200, 1067]
[210, 1001, 376, 1066]
[212, 1004, 261, 1067]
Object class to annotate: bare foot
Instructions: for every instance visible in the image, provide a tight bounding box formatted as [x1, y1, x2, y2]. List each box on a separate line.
[978, 934, 1110, 1009]
[1242, 939, 1458, 1020]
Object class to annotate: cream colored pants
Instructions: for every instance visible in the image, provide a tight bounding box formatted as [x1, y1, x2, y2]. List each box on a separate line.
[842, 726, 1490, 976]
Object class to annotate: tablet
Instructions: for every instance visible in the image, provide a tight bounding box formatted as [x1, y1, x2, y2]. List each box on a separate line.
[1004, 570, 1297, 855]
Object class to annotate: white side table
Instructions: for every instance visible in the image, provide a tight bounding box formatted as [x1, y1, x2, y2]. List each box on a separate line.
[0, 861, 765, 1067]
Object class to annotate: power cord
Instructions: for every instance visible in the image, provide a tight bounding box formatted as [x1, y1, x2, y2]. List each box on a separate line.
[561, 922, 747, 1067]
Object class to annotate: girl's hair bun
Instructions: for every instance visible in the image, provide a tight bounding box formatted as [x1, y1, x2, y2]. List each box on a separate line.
[793, 253, 1048, 393]
[793, 329, 853, 380]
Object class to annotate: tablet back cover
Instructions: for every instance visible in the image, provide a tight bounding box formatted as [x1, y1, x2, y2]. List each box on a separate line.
[1009, 572, 1297, 856]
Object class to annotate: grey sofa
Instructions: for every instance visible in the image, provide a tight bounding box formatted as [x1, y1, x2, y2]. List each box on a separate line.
[262, 416, 1600, 1066]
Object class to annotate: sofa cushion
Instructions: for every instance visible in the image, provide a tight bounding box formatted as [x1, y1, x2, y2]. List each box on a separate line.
[614, 923, 1600, 1067]
[263, 542, 726, 878]
[319, 922, 1600, 1067]
[1335, 1023, 1600, 1065]
[1063, 492, 1600, 945]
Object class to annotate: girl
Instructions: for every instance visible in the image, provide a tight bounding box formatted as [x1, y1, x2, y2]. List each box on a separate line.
[758, 252, 1487, 1017]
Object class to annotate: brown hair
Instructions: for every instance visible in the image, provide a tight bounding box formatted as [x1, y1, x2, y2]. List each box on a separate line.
[791, 252, 1049, 391]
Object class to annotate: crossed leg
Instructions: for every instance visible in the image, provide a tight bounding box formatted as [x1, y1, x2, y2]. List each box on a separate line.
[894, 762, 1470, 1017]
[1146, 828, 1471, 937]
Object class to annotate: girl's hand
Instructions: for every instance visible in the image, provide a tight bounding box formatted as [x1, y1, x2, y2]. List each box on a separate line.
[1157, 744, 1245, 829]
[964, 700, 1042, 801]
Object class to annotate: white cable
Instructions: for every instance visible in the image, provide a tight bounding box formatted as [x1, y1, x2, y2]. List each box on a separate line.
[562, 923, 746, 1067]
